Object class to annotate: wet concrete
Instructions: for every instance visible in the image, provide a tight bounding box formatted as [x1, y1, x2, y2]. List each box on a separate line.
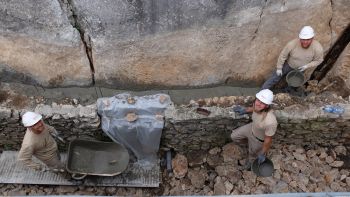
[0, 82, 259, 105]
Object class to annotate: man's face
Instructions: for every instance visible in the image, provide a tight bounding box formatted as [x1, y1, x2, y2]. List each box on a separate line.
[254, 99, 268, 112]
[29, 120, 45, 134]
[300, 38, 313, 48]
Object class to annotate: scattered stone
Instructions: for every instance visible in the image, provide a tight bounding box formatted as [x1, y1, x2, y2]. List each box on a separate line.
[172, 154, 188, 179]
[208, 147, 221, 155]
[213, 177, 225, 195]
[224, 180, 233, 194]
[55, 186, 77, 194]
[319, 152, 328, 159]
[272, 181, 289, 193]
[221, 143, 243, 162]
[325, 156, 335, 164]
[306, 150, 317, 158]
[105, 187, 117, 195]
[187, 150, 207, 167]
[346, 177, 350, 186]
[330, 161, 344, 168]
[334, 146, 347, 155]
[188, 168, 207, 189]
[293, 152, 307, 161]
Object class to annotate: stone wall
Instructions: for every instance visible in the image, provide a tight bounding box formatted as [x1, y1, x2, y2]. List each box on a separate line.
[0, 104, 102, 151]
[1, 101, 350, 154]
[162, 104, 350, 153]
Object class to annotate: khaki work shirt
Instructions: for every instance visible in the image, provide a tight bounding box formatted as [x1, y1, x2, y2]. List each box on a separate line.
[252, 110, 278, 140]
[276, 38, 324, 70]
[18, 124, 59, 170]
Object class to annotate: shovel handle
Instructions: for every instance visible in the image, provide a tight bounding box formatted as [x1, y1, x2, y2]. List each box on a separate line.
[71, 173, 87, 180]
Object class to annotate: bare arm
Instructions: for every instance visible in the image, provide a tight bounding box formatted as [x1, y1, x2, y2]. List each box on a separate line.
[261, 136, 273, 154]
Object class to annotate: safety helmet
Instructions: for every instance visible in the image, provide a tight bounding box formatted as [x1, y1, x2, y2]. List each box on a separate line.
[299, 26, 315, 39]
[22, 111, 42, 127]
[256, 89, 274, 105]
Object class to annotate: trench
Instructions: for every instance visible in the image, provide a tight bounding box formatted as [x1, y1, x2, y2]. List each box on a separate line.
[310, 24, 350, 81]
[1, 89, 350, 195]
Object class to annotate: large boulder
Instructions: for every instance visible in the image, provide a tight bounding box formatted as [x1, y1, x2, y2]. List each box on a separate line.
[72, 0, 335, 88]
[1, 0, 349, 89]
[0, 0, 91, 87]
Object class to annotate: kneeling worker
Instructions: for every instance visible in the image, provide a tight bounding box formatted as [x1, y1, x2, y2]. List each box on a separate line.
[18, 111, 64, 171]
[231, 89, 277, 169]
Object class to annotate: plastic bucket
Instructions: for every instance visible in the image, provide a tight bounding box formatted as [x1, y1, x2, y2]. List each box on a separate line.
[251, 157, 274, 177]
[286, 70, 305, 87]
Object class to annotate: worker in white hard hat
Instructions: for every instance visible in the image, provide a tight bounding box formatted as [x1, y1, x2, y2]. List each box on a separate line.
[231, 89, 277, 170]
[261, 25, 324, 90]
[18, 111, 65, 172]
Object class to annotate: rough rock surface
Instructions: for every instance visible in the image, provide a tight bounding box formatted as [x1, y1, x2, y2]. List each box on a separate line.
[0, 0, 91, 87]
[321, 43, 350, 97]
[80, 0, 335, 88]
[1, 0, 349, 88]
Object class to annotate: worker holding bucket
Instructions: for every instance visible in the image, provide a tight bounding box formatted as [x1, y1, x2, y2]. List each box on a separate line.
[231, 89, 277, 175]
[261, 26, 324, 90]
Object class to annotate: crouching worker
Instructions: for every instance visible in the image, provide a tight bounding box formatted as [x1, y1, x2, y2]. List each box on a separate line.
[18, 112, 65, 172]
[231, 89, 277, 170]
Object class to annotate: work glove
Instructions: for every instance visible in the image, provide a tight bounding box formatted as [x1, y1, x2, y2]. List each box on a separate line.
[276, 69, 283, 76]
[257, 154, 266, 165]
[232, 105, 247, 115]
[297, 65, 309, 72]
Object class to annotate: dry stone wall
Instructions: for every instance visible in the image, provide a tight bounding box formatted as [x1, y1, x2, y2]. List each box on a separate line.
[1, 100, 350, 154]
[163, 104, 350, 153]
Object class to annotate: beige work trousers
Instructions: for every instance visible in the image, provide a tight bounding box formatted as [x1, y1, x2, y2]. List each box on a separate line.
[231, 123, 263, 161]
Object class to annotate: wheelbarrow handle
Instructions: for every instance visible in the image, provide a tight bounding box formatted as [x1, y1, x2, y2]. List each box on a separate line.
[71, 173, 87, 180]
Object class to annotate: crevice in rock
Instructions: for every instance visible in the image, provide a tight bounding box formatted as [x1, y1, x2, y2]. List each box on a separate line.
[58, 0, 95, 85]
[251, 0, 268, 41]
[328, 0, 334, 45]
[310, 24, 350, 81]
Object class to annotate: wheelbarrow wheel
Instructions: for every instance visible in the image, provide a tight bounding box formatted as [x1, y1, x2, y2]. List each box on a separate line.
[71, 173, 88, 180]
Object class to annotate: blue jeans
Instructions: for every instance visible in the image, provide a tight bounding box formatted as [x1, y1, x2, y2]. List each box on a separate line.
[261, 63, 293, 90]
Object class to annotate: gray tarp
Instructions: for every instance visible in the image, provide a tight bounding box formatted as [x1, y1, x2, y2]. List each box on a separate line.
[97, 93, 172, 163]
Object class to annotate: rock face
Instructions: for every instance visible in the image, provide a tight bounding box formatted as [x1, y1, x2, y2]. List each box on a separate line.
[0, 0, 91, 87]
[78, 0, 335, 88]
[322, 43, 350, 97]
[0, 0, 349, 88]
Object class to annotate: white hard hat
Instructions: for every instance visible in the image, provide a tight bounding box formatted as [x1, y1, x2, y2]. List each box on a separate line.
[299, 26, 315, 39]
[22, 112, 42, 127]
[256, 89, 274, 105]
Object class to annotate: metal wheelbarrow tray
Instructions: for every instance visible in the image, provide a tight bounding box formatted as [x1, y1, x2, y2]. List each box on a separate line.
[67, 139, 129, 180]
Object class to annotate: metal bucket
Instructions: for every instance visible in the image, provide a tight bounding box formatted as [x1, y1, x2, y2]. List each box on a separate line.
[251, 157, 274, 177]
[286, 70, 305, 87]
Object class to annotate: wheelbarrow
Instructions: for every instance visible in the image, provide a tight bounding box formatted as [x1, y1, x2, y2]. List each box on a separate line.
[66, 139, 130, 180]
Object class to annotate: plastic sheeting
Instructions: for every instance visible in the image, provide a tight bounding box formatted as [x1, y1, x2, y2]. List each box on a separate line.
[97, 93, 172, 163]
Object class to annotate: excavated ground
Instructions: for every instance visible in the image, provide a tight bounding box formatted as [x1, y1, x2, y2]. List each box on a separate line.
[1, 143, 350, 196]
[0, 82, 350, 195]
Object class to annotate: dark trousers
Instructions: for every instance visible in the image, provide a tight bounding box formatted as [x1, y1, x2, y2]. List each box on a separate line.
[261, 63, 293, 90]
